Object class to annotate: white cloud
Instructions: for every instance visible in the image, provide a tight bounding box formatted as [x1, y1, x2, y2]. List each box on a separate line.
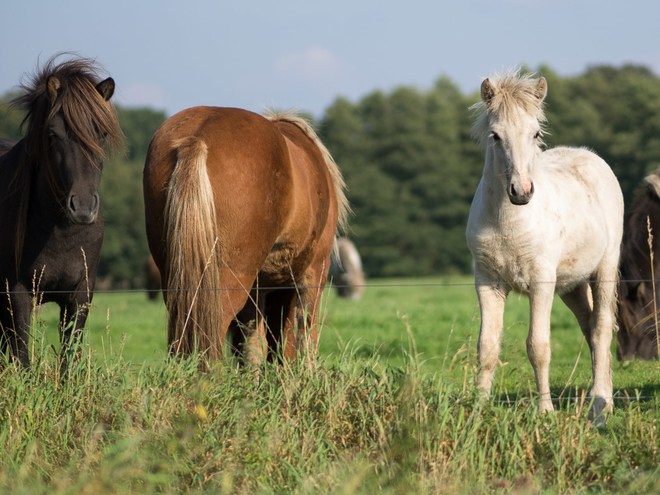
[116, 82, 169, 110]
[274, 46, 345, 83]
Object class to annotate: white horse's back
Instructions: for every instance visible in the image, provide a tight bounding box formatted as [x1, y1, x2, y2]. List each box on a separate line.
[536, 146, 622, 290]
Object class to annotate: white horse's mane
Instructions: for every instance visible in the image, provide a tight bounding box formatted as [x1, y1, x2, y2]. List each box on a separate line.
[470, 70, 548, 148]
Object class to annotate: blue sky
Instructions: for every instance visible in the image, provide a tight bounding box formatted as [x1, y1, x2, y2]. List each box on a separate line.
[2, 0, 659, 118]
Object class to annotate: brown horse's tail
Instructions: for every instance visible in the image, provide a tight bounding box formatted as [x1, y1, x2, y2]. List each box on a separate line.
[163, 137, 223, 361]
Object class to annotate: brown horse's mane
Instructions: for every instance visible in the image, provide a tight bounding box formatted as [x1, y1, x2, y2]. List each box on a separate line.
[7, 54, 123, 268]
[264, 110, 351, 234]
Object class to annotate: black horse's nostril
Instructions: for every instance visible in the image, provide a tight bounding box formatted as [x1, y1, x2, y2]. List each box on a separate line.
[69, 195, 76, 212]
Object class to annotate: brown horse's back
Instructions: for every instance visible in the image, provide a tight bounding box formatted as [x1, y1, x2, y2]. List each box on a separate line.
[144, 107, 345, 363]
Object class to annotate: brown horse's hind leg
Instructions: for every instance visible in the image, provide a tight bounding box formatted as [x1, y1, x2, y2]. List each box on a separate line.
[227, 291, 267, 369]
[292, 266, 329, 361]
[264, 288, 298, 361]
[264, 279, 325, 362]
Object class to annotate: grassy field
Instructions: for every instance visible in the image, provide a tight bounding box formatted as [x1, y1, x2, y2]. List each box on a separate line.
[3, 276, 660, 493]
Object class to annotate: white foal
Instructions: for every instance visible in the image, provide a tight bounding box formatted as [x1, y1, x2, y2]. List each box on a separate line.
[466, 71, 624, 422]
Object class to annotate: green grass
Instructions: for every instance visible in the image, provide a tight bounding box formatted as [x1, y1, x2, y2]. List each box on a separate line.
[4, 276, 660, 493]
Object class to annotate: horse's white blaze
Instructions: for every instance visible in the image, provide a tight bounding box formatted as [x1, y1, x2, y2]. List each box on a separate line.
[466, 71, 624, 423]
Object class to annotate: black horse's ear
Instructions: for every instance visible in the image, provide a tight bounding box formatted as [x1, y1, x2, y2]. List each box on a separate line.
[481, 78, 496, 105]
[96, 77, 115, 101]
[47, 76, 61, 101]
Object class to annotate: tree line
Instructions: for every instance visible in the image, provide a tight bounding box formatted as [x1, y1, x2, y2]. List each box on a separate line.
[1, 64, 660, 284]
[319, 64, 660, 277]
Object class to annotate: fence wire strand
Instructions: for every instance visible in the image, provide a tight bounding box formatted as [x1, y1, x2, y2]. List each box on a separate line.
[2, 277, 658, 296]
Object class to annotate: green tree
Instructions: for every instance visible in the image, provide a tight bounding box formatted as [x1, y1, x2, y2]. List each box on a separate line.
[0, 92, 26, 141]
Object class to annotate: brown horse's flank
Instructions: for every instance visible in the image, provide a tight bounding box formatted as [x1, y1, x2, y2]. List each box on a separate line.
[264, 110, 351, 233]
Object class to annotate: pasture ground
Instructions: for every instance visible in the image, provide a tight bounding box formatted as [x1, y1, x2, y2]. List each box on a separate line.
[2, 276, 660, 493]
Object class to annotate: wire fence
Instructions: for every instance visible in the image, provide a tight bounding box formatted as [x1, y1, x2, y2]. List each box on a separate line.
[2, 277, 657, 296]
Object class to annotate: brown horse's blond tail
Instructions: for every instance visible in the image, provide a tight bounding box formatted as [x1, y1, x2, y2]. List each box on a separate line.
[164, 137, 223, 362]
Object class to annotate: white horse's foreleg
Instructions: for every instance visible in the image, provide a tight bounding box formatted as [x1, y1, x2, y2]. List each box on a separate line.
[476, 283, 508, 397]
[589, 269, 616, 421]
[528, 280, 556, 413]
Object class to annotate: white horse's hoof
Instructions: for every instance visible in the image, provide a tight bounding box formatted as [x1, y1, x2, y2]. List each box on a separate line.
[538, 400, 554, 414]
[587, 396, 611, 427]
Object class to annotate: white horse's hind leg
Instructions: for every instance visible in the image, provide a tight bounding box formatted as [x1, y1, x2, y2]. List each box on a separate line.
[528, 280, 556, 413]
[589, 266, 617, 422]
[476, 282, 508, 397]
[560, 283, 594, 349]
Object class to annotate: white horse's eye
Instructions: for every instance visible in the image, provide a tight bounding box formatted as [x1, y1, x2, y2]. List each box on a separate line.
[533, 131, 541, 139]
[491, 132, 501, 141]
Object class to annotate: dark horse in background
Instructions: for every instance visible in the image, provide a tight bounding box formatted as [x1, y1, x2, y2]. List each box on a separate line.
[144, 107, 349, 367]
[0, 56, 122, 365]
[618, 168, 660, 361]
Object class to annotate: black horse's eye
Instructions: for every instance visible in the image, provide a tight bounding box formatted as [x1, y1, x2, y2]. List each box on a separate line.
[491, 132, 501, 141]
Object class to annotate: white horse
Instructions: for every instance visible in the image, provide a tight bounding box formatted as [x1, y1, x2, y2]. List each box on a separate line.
[466, 72, 623, 421]
[329, 237, 366, 301]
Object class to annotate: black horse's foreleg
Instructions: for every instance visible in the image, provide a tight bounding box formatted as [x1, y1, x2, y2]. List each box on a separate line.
[59, 300, 89, 365]
[0, 289, 32, 366]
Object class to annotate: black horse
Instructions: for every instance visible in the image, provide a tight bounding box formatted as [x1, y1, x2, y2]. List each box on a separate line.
[0, 56, 122, 365]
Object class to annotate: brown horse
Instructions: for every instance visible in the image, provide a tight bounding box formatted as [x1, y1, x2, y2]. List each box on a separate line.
[143, 107, 349, 365]
[617, 168, 660, 360]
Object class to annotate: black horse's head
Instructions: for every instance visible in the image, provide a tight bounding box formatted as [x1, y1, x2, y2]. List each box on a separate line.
[45, 76, 115, 224]
[15, 55, 123, 225]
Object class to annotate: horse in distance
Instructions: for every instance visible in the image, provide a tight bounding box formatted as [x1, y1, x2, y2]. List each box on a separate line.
[617, 168, 660, 361]
[0, 55, 122, 365]
[466, 71, 624, 422]
[143, 107, 349, 367]
[328, 237, 365, 301]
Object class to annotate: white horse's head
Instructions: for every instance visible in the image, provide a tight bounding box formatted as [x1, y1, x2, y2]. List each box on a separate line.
[472, 72, 548, 205]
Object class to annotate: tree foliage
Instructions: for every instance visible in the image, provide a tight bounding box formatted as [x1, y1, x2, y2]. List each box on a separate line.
[1, 64, 660, 283]
[321, 65, 660, 278]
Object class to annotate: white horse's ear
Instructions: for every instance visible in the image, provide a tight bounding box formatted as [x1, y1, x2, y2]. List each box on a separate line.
[47, 76, 60, 101]
[535, 77, 548, 101]
[481, 78, 496, 105]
